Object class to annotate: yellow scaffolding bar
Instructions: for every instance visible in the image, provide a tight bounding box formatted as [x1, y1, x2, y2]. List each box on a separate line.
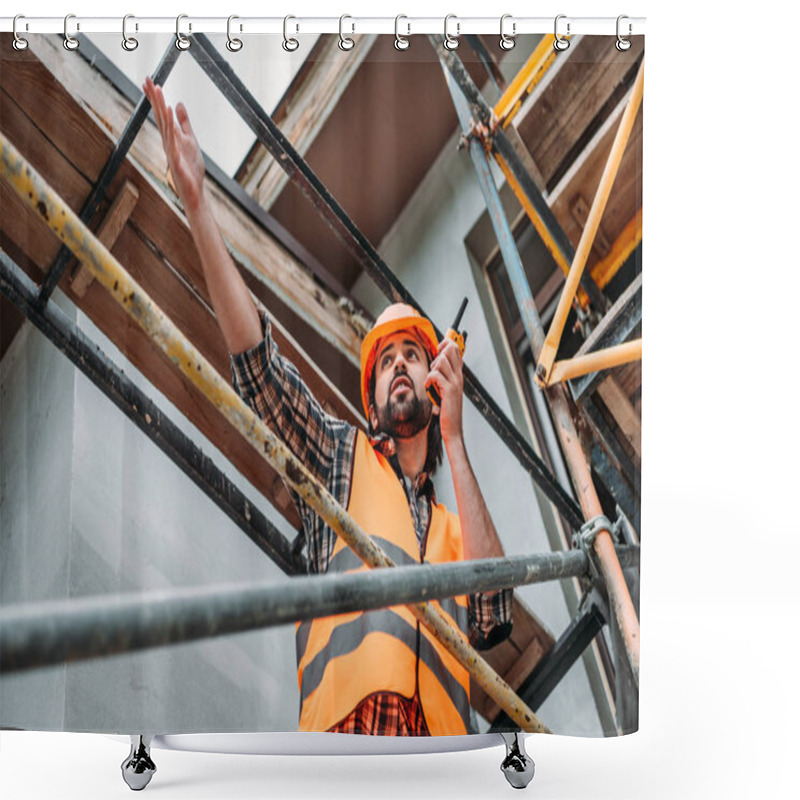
[548, 339, 642, 386]
[0, 130, 549, 734]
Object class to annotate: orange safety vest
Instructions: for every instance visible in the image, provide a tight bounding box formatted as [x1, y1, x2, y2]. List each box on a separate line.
[295, 430, 472, 735]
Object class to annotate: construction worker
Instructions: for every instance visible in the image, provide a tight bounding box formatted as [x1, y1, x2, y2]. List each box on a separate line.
[143, 78, 512, 736]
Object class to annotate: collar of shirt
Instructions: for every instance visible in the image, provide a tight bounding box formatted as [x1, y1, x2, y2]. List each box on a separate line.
[369, 432, 436, 503]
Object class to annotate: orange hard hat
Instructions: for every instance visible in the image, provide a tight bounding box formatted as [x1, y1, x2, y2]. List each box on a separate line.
[360, 303, 438, 418]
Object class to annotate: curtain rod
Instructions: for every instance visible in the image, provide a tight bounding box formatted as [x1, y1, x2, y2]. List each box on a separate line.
[1, 15, 646, 37]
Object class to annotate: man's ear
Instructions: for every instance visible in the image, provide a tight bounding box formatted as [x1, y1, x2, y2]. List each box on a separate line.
[368, 403, 378, 432]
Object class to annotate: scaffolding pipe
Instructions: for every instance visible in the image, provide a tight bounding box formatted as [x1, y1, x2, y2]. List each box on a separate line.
[442, 71, 640, 689]
[0, 545, 640, 674]
[535, 60, 645, 387]
[0, 251, 302, 576]
[0, 131, 547, 734]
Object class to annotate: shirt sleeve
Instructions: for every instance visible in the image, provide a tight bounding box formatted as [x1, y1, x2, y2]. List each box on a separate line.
[229, 307, 349, 489]
[467, 588, 513, 650]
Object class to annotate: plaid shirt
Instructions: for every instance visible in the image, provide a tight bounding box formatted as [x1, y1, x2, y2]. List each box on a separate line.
[230, 311, 512, 731]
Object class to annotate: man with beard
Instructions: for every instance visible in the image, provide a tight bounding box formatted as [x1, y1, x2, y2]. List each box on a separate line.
[143, 78, 512, 736]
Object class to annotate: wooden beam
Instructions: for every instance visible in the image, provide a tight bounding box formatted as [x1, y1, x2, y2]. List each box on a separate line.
[596, 376, 641, 460]
[468, 597, 554, 723]
[548, 98, 643, 283]
[518, 36, 644, 189]
[237, 34, 378, 211]
[569, 193, 612, 259]
[481, 636, 547, 723]
[71, 180, 139, 298]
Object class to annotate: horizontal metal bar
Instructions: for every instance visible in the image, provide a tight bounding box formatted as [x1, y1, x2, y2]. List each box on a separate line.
[37, 40, 181, 304]
[1, 250, 303, 576]
[489, 594, 607, 731]
[0, 545, 638, 674]
[189, 32, 584, 532]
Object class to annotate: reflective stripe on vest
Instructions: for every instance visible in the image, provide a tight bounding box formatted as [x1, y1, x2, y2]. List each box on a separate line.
[296, 430, 472, 735]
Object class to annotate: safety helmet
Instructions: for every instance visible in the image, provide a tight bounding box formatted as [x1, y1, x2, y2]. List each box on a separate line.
[360, 303, 438, 418]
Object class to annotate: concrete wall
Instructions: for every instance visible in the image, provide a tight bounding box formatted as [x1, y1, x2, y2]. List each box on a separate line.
[1, 299, 298, 733]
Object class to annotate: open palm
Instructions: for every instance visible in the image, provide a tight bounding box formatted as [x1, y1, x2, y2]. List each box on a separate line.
[143, 76, 205, 211]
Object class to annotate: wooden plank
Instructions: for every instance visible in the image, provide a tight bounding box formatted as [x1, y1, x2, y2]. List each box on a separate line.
[238, 34, 378, 211]
[596, 376, 641, 460]
[480, 636, 547, 723]
[0, 44, 112, 184]
[71, 180, 139, 298]
[468, 597, 555, 722]
[518, 36, 644, 188]
[569, 193, 612, 259]
[0, 87, 93, 234]
[548, 102, 643, 277]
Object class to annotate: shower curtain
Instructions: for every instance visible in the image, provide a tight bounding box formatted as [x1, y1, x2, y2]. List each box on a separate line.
[0, 26, 642, 746]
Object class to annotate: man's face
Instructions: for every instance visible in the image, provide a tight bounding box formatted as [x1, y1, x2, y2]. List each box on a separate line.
[369, 330, 435, 439]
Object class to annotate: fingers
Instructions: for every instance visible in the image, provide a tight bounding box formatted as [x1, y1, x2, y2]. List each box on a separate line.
[143, 77, 175, 149]
[175, 102, 193, 137]
[431, 338, 462, 381]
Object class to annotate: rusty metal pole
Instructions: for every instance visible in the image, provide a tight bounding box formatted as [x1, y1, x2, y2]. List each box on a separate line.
[442, 66, 640, 689]
[0, 130, 549, 734]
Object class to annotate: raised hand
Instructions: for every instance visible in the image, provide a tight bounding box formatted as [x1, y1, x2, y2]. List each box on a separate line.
[142, 76, 205, 212]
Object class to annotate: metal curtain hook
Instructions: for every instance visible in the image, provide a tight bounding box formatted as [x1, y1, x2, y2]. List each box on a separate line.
[554, 14, 571, 51]
[227, 15, 243, 52]
[394, 14, 410, 51]
[12, 15, 29, 51]
[63, 13, 79, 51]
[122, 14, 139, 51]
[616, 15, 632, 51]
[444, 14, 460, 50]
[175, 14, 191, 51]
[282, 15, 299, 52]
[500, 14, 516, 51]
[339, 15, 355, 51]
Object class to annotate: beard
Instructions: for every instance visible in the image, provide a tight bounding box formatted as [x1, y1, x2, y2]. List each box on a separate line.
[375, 378, 433, 439]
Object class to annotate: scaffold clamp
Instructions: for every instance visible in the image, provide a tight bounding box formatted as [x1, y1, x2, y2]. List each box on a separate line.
[572, 514, 612, 584]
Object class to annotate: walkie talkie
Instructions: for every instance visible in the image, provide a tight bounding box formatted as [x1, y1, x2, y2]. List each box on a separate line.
[427, 297, 469, 408]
